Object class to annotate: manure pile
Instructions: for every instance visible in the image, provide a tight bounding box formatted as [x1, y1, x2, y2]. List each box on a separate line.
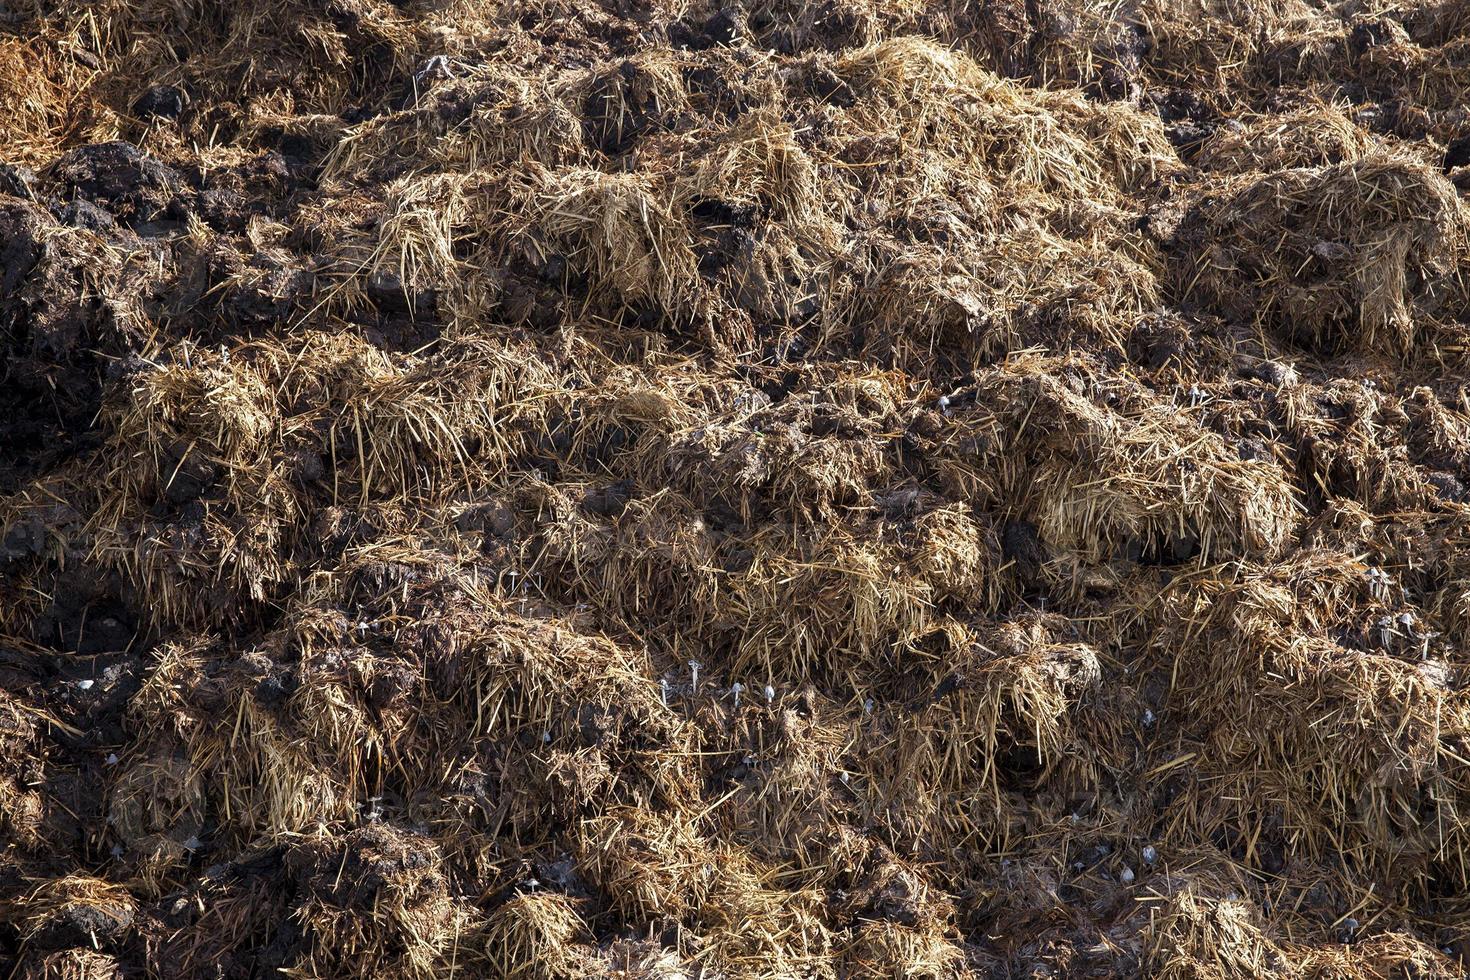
[8, 0, 1470, 976]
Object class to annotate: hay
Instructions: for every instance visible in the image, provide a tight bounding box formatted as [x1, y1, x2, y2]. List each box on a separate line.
[836, 921, 966, 979]
[0, 37, 112, 167]
[1142, 881, 1284, 979]
[8, 0, 1470, 974]
[18, 0, 421, 122]
[1195, 102, 1374, 172]
[9, 876, 137, 951]
[699, 852, 834, 976]
[1291, 933, 1459, 979]
[285, 825, 460, 979]
[482, 893, 591, 979]
[1165, 152, 1469, 355]
[15, 949, 124, 980]
[939, 354, 1301, 572]
[573, 806, 717, 925]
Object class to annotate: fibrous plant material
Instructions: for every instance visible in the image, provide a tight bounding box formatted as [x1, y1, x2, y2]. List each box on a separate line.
[482, 892, 590, 979]
[6, 0, 1470, 976]
[1164, 152, 1469, 355]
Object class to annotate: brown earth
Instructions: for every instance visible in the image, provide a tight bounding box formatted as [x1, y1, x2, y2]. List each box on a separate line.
[4, 0, 1470, 976]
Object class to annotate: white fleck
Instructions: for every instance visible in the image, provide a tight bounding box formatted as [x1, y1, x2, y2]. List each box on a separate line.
[414, 54, 455, 84]
[1421, 630, 1438, 660]
[76, 679, 94, 690]
[105, 753, 119, 766]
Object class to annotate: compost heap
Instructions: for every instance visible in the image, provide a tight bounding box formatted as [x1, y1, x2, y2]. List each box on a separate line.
[6, 0, 1470, 976]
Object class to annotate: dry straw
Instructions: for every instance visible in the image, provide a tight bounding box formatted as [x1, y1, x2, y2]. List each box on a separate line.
[7, 0, 1470, 975]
